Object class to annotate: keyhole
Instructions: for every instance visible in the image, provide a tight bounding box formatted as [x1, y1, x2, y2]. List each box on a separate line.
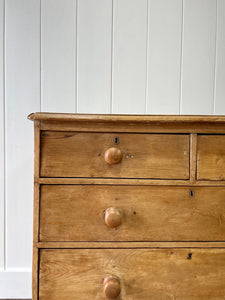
[190, 190, 194, 197]
[114, 137, 119, 145]
[187, 253, 192, 260]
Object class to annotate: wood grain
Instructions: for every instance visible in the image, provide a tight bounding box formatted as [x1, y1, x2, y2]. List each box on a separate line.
[197, 135, 225, 180]
[28, 112, 225, 123]
[38, 177, 225, 186]
[35, 241, 225, 249]
[30, 114, 225, 299]
[40, 185, 225, 242]
[40, 132, 189, 179]
[39, 248, 225, 299]
[40, 120, 225, 134]
[190, 133, 197, 183]
[32, 247, 38, 300]
[33, 121, 40, 243]
[34, 121, 40, 180]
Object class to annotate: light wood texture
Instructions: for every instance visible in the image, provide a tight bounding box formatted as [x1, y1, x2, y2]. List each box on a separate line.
[33, 124, 40, 300]
[0, 0, 4, 271]
[28, 112, 225, 123]
[35, 241, 225, 249]
[181, 0, 216, 114]
[112, 0, 148, 114]
[40, 120, 225, 134]
[104, 276, 121, 299]
[33, 183, 40, 244]
[5, 0, 40, 269]
[104, 208, 122, 229]
[33, 122, 40, 244]
[147, 0, 182, 114]
[41, 0, 76, 112]
[30, 114, 225, 299]
[38, 177, 225, 186]
[39, 248, 225, 299]
[197, 135, 225, 180]
[27, 113, 225, 134]
[190, 133, 197, 183]
[34, 121, 40, 181]
[32, 247, 38, 300]
[40, 185, 225, 242]
[214, 0, 225, 114]
[77, 0, 112, 113]
[104, 147, 123, 165]
[40, 132, 189, 179]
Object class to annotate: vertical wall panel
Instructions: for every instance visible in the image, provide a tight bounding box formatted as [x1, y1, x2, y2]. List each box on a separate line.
[214, 0, 225, 114]
[112, 0, 148, 114]
[41, 0, 76, 112]
[5, 0, 40, 269]
[0, 0, 5, 271]
[181, 0, 217, 114]
[77, 0, 112, 113]
[146, 0, 182, 114]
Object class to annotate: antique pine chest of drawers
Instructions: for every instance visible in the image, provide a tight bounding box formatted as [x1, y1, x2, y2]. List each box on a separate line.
[28, 113, 225, 299]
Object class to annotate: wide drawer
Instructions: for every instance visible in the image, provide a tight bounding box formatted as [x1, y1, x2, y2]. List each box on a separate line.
[40, 132, 189, 179]
[197, 135, 225, 180]
[39, 248, 225, 299]
[40, 185, 225, 242]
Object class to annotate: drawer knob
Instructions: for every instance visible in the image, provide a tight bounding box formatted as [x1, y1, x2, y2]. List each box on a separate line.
[104, 276, 121, 298]
[105, 207, 122, 228]
[105, 147, 123, 165]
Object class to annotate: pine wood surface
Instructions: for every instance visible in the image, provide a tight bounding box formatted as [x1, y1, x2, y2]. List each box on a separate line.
[32, 121, 40, 300]
[39, 248, 225, 300]
[28, 112, 225, 133]
[35, 241, 225, 249]
[29, 114, 225, 299]
[197, 135, 225, 180]
[40, 120, 225, 134]
[28, 112, 225, 123]
[38, 177, 225, 186]
[40, 131, 189, 179]
[40, 185, 225, 242]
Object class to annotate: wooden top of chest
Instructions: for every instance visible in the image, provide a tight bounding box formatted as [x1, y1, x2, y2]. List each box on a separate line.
[28, 112, 225, 133]
[28, 112, 225, 123]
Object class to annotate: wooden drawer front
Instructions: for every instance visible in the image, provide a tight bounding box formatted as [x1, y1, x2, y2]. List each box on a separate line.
[197, 135, 225, 180]
[40, 132, 189, 179]
[39, 248, 225, 299]
[40, 185, 225, 242]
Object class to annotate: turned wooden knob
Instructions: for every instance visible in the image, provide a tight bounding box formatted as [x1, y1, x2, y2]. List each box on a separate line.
[105, 208, 122, 228]
[105, 147, 123, 165]
[104, 276, 121, 298]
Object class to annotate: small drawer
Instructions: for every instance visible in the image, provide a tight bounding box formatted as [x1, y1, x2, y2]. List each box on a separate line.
[39, 185, 225, 242]
[197, 135, 225, 180]
[39, 248, 225, 299]
[40, 132, 189, 179]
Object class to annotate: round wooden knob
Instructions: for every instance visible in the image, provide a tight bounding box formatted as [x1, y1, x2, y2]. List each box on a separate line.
[105, 147, 123, 165]
[105, 208, 122, 228]
[104, 276, 121, 298]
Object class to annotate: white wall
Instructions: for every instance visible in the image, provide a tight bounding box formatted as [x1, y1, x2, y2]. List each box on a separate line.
[0, 0, 225, 298]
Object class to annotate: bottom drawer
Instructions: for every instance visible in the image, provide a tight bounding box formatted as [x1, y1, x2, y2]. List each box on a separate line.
[39, 248, 225, 299]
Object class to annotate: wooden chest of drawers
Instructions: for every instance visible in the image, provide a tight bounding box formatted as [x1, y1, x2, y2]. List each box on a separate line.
[28, 113, 225, 299]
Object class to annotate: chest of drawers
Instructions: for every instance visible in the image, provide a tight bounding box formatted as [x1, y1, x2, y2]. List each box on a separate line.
[28, 113, 225, 299]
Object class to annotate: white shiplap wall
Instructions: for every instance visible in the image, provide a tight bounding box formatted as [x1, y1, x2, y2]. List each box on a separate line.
[0, 0, 225, 297]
